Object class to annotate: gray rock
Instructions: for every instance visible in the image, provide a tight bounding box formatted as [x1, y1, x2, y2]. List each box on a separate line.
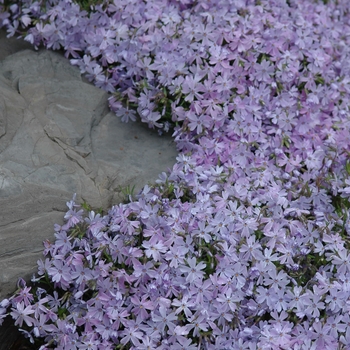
[0, 38, 177, 299]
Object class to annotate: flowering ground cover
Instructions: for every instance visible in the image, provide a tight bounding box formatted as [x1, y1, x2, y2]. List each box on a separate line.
[1, 0, 350, 348]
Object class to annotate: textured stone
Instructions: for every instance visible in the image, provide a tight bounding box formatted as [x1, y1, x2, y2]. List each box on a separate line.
[0, 34, 177, 299]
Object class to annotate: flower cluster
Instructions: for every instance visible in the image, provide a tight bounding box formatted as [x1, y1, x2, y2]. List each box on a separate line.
[1, 0, 350, 349]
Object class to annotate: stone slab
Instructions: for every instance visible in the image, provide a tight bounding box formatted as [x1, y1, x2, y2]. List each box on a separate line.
[0, 32, 177, 299]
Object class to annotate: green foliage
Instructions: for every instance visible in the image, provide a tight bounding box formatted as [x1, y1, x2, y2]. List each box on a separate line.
[72, 0, 105, 12]
[346, 160, 350, 175]
[314, 74, 325, 85]
[256, 53, 272, 64]
[330, 193, 350, 247]
[80, 199, 105, 216]
[116, 184, 136, 203]
[68, 221, 89, 239]
[289, 252, 327, 287]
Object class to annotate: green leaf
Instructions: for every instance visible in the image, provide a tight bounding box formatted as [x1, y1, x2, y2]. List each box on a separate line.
[346, 161, 350, 175]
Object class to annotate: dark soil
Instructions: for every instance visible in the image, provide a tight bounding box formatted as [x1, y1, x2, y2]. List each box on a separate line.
[0, 316, 35, 350]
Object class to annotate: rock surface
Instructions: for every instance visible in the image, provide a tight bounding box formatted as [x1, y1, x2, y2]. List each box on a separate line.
[0, 31, 178, 299]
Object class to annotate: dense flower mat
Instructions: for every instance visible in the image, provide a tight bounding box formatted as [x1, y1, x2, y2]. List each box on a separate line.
[1, 0, 350, 348]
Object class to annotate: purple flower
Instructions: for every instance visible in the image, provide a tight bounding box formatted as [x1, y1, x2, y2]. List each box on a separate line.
[130, 295, 155, 320]
[48, 260, 72, 287]
[10, 302, 35, 328]
[179, 257, 206, 283]
[142, 235, 167, 262]
[152, 306, 178, 334]
[192, 221, 212, 243]
[181, 75, 205, 102]
[330, 248, 350, 274]
[263, 267, 289, 292]
[3, 0, 350, 347]
[216, 288, 241, 312]
[172, 294, 195, 318]
[302, 289, 325, 319]
[254, 60, 274, 83]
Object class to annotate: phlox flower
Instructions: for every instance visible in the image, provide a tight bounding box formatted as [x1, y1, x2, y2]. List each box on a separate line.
[10, 301, 35, 327]
[54, 230, 72, 254]
[71, 264, 94, 285]
[181, 74, 205, 102]
[20, 14, 31, 27]
[97, 28, 116, 50]
[302, 290, 325, 319]
[94, 315, 118, 340]
[254, 60, 274, 82]
[261, 248, 279, 268]
[192, 221, 212, 243]
[212, 304, 233, 327]
[48, 260, 72, 286]
[138, 335, 158, 350]
[120, 321, 144, 346]
[192, 279, 213, 304]
[263, 268, 289, 292]
[164, 245, 187, 268]
[186, 111, 204, 134]
[106, 304, 129, 328]
[166, 324, 190, 345]
[276, 243, 295, 265]
[216, 288, 241, 312]
[144, 110, 163, 129]
[272, 288, 290, 312]
[31, 296, 51, 320]
[130, 295, 155, 320]
[142, 235, 167, 262]
[325, 314, 346, 338]
[187, 313, 209, 337]
[239, 235, 262, 260]
[214, 71, 234, 93]
[172, 294, 195, 318]
[151, 306, 178, 333]
[77, 336, 101, 350]
[179, 257, 206, 283]
[309, 321, 337, 349]
[324, 287, 347, 314]
[330, 248, 350, 275]
[132, 259, 155, 280]
[269, 322, 293, 348]
[63, 208, 84, 228]
[340, 178, 350, 194]
[33, 313, 53, 337]
[94, 75, 116, 93]
[0, 307, 6, 326]
[12, 285, 34, 306]
[235, 216, 259, 238]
